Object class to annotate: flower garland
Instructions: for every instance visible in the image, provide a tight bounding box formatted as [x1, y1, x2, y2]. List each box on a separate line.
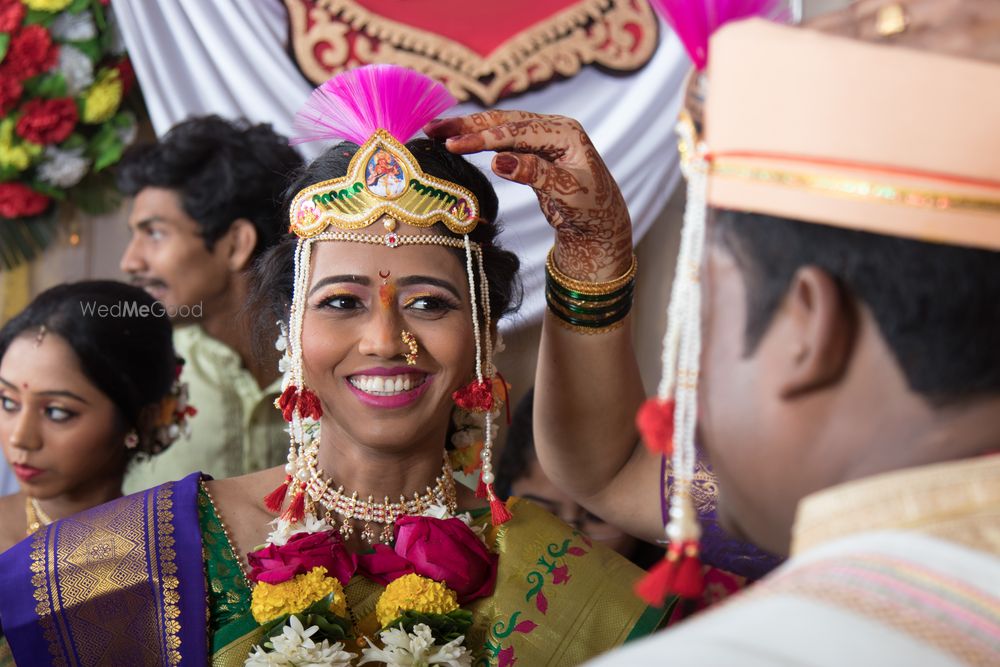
[245, 502, 498, 666]
[0, 0, 138, 268]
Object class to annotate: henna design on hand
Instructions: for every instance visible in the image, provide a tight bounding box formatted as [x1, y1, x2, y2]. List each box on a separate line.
[426, 111, 633, 282]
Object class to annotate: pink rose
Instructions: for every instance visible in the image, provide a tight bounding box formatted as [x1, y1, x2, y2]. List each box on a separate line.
[248, 530, 357, 585]
[358, 544, 415, 585]
[393, 516, 497, 604]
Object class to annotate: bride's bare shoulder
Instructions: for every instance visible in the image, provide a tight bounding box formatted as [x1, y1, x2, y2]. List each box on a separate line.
[204, 466, 284, 505]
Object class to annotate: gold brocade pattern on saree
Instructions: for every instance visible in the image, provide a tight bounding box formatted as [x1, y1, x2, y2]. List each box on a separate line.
[664, 459, 719, 516]
[28, 485, 184, 666]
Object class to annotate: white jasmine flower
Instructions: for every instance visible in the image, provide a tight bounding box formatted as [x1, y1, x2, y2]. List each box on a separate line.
[37, 146, 90, 188]
[359, 624, 471, 667]
[50, 11, 97, 41]
[422, 504, 453, 520]
[266, 513, 331, 546]
[246, 616, 356, 666]
[55, 45, 94, 96]
[450, 427, 480, 449]
[278, 356, 290, 374]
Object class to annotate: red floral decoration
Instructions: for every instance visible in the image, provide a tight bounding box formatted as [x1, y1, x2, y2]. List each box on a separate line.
[0, 183, 50, 219]
[0, 0, 25, 33]
[113, 57, 136, 95]
[15, 98, 78, 145]
[359, 515, 498, 604]
[247, 530, 357, 585]
[0, 75, 23, 115]
[3, 24, 58, 81]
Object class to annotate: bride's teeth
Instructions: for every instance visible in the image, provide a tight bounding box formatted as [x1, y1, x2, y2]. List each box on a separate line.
[351, 374, 424, 395]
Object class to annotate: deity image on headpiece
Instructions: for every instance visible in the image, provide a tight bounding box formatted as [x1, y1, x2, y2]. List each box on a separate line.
[365, 149, 406, 198]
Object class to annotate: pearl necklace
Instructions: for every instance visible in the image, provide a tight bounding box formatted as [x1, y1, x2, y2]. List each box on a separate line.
[300, 439, 458, 545]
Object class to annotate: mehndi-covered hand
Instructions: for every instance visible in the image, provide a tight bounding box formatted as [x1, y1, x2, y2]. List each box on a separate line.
[425, 111, 633, 281]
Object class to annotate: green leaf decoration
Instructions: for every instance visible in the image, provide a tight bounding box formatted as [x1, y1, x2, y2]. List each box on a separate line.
[87, 124, 124, 172]
[29, 180, 67, 201]
[67, 0, 91, 12]
[385, 609, 474, 645]
[23, 73, 68, 99]
[0, 213, 59, 271]
[261, 610, 353, 644]
[0, 34, 10, 64]
[71, 37, 101, 62]
[24, 10, 56, 27]
[90, 0, 107, 31]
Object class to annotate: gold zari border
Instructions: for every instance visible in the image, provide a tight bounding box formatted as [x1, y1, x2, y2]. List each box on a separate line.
[27, 484, 184, 665]
[713, 162, 1000, 215]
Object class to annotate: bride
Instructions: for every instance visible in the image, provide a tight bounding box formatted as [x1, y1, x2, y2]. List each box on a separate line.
[0, 66, 665, 666]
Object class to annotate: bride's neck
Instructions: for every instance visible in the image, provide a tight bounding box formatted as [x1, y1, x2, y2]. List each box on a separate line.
[314, 421, 450, 503]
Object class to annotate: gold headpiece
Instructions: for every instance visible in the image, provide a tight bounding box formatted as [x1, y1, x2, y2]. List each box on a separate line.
[289, 130, 481, 241]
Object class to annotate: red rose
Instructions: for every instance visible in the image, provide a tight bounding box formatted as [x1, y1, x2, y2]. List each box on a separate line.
[247, 530, 357, 585]
[0, 0, 25, 33]
[4, 25, 58, 81]
[0, 70, 23, 114]
[393, 516, 497, 604]
[0, 183, 51, 219]
[15, 98, 78, 145]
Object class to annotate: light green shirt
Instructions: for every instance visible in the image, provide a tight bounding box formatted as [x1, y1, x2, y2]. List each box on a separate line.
[124, 325, 286, 494]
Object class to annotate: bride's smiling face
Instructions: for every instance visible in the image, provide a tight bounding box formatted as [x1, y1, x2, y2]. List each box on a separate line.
[300, 225, 477, 453]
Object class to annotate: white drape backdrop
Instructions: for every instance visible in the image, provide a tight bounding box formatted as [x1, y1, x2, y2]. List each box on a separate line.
[113, 0, 688, 328]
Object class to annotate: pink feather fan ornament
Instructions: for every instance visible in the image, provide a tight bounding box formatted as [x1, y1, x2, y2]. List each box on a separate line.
[651, 0, 789, 69]
[292, 64, 457, 145]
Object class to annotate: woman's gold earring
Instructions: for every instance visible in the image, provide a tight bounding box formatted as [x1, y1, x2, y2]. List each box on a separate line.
[401, 330, 419, 366]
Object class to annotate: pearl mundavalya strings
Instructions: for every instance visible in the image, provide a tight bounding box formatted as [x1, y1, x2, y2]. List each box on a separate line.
[634, 111, 707, 604]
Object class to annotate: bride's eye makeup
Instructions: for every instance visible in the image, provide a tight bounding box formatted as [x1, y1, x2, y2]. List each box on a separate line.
[403, 292, 460, 314]
[315, 292, 366, 312]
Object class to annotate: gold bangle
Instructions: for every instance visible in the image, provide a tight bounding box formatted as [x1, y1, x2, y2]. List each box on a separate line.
[550, 312, 629, 335]
[546, 247, 637, 296]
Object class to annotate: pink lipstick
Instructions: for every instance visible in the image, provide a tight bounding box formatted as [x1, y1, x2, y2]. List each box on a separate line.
[12, 463, 44, 482]
[346, 368, 433, 409]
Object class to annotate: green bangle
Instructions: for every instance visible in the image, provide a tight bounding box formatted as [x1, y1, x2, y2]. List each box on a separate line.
[545, 273, 635, 302]
[546, 287, 633, 316]
[546, 291, 633, 328]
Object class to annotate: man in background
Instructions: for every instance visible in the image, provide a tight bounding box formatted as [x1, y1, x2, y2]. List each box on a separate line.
[118, 115, 303, 491]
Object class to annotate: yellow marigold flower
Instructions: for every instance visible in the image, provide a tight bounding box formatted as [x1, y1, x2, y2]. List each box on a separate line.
[0, 119, 41, 172]
[376, 574, 459, 628]
[81, 69, 123, 124]
[23, 0, 72, 11]
[250, 566, 347, 624]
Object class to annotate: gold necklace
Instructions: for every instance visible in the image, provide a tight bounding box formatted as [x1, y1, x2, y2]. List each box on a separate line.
[301, 441, 458, 545]
[25, 497, 53, 535]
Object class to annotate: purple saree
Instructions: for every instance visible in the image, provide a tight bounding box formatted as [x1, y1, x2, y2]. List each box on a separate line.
[661, 454, 783, 580]
[0, 472, 207, 666]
